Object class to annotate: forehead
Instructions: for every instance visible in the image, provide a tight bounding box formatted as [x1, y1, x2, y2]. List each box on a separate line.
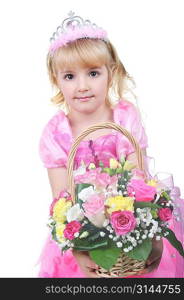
[52, 40, 110, 72]
[54, 54, 105, 72]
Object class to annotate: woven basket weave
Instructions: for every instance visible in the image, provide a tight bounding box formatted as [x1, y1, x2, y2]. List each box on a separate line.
[67, 122, 147, 277]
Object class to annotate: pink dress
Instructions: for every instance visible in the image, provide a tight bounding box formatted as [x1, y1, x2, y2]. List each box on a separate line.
[38, 99, 184, 278]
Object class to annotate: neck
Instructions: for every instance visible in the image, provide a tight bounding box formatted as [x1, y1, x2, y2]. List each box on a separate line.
[67, 103, 113, 128]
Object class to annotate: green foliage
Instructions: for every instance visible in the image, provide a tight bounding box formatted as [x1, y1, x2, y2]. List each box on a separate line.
[161, 191, 171, 201]
[134, 202, 161, 209]
[161, 228, 184, 257]
[73, 238, 108, 251]
[99, 161, 104, 167]
[126, 238, 152, 261]
[117, 170, 132, 194]
[51, 226, 57, 242]
[89, 241, 121, 270]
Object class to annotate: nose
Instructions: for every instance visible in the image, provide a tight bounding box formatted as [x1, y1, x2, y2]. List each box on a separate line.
[77, 75, 89, 92]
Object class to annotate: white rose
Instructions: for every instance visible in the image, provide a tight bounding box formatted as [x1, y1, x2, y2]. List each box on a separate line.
[78, 186, 95, 202]
[67, 203, 84, 222]
[88, 212, 106, 228]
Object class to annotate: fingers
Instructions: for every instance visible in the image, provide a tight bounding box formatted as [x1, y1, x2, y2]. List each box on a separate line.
[86, 269, 100, 278]
[146, 253, 161, 266]
[72, 250, 100, 277]
[138, 257, 162, 275]
[146, 238, 163, 265]
[80, 265, 100, 278]
[84, 259, 100, 277]
[147, 255, 162, 271]
[86, 263, 99, 270]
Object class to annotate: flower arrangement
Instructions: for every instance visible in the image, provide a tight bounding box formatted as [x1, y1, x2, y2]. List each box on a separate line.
[48, 156, 184, 275]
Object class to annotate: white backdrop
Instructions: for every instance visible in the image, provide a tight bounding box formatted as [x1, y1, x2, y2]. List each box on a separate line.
[0, 0, 183, 277]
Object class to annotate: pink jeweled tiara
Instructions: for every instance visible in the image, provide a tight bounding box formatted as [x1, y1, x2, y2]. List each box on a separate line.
[49, 11, 108, 54]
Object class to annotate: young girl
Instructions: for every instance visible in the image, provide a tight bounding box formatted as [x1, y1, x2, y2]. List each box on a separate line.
[38, 12, 184, 278]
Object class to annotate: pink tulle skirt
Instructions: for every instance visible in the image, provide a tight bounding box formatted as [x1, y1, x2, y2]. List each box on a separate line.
[37, 197, 184, 278]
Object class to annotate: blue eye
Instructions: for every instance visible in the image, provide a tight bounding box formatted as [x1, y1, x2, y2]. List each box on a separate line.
[64, 74, 73, 80]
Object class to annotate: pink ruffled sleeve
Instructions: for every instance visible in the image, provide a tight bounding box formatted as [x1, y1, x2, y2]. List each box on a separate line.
[39, 111, 71, 168]
[114, 100, 148, 156]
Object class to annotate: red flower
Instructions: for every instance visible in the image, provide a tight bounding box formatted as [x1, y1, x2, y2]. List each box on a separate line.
[158, 208, 172, 221]
[64, 221, 82, 240]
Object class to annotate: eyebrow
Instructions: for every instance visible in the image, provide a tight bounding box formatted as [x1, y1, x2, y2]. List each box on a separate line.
[60, 66, 102, 73]
[60, 70, 73, 73]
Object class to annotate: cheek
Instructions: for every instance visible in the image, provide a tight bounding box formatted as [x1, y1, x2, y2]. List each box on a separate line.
[59, 83, 73, 98]
[95, 79, 108, 95]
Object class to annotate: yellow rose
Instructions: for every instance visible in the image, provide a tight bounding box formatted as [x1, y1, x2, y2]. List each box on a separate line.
[53, 198, 72, 223]
[56, 223, 66, 243]
[106, 195, 134, 214]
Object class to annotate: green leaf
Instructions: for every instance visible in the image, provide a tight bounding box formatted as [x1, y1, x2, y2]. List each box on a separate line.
[82, 222, 100, 235]
[89, 242, 121, 270]
[51, 226, 58, 242]
[134, 202, 161, 209]
[103, 168, 111, 174]
[116, 168, 123, 174]
[109, 169, 116, 176]
[126, 238, 152, 261]
[161, 191, 171, 201]
[123, 170, 130, 178]
[87, 232, 101, 241]
[73, 238, 108, 251]
[99, 161, 104, 167]
[161, 228, 184, 257]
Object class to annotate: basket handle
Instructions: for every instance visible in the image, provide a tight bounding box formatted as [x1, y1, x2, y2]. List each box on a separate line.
[67, 122, 146, 204]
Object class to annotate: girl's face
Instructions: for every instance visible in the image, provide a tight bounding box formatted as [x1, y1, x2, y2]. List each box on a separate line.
[56, 64, 109, 114]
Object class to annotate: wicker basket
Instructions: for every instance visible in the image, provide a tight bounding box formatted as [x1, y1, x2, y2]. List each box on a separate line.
[67, 122, 147, 277]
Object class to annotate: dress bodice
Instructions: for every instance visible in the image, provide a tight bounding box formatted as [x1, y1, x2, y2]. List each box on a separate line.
[39, 99, 148, 169]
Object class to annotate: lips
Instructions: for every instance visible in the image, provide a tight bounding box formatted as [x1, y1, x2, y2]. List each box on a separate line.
[75, 96, 94, 102]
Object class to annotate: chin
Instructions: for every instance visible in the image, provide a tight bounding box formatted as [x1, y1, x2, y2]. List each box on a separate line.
[78, 107, 96, 114]
[75, 102, 97, 113]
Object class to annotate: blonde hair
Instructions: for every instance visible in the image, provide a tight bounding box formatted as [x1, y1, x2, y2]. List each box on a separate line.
[47, 39, 136, 110]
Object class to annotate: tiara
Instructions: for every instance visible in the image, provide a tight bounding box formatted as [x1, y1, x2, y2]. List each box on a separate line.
[49, 11, 108, 54]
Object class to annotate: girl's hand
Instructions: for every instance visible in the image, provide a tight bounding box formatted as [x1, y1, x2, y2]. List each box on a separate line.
[72, 250, 100, 278]
[138, 238, 163, 275]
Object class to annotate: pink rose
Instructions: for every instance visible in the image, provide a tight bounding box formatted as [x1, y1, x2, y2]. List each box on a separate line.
[64, 221, 82, 240]
[158, 208, 172, 221]
[74, 168, 101, 184]
[83, 194, 105, 217]
[110, 210, 136, 235]
[95, 173, 118, 187]
[127, 179, 156, 202]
